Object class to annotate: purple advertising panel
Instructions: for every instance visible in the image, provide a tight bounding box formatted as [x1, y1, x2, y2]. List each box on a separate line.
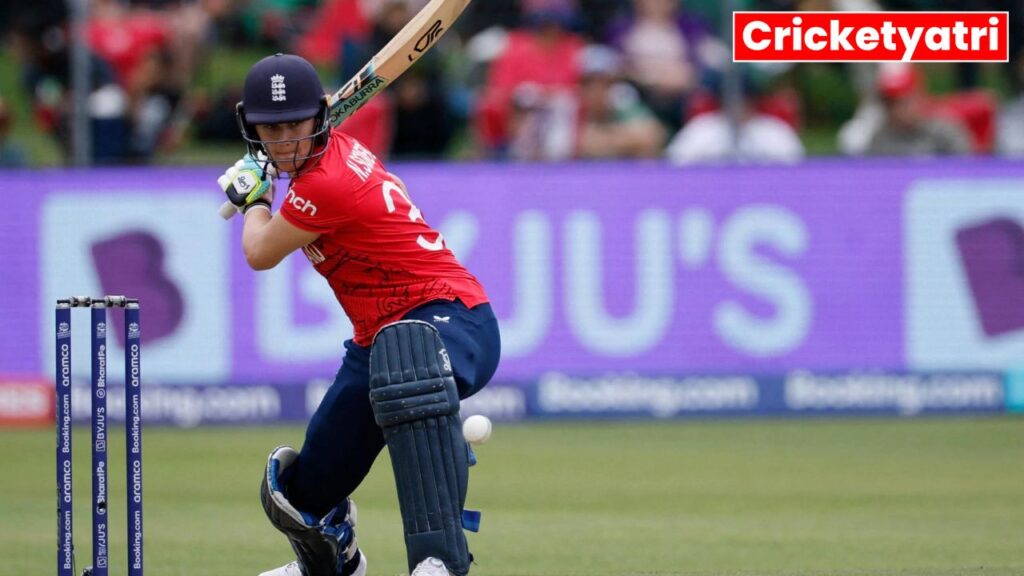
[3, 160, 1024, 390]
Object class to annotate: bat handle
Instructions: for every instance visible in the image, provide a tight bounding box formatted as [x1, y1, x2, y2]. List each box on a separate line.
[219, 199, 239, 220]
[217, 168, 242, 219]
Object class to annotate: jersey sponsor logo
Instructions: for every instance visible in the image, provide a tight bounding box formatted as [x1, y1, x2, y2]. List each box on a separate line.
[285, 188, 318, 216]
[346, 141, 377, 182]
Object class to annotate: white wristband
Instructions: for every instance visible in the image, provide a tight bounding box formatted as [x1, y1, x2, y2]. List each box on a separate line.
[243, 203, 272, 216]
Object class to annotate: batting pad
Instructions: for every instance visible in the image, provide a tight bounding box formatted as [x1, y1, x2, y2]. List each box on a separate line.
[369, 320, 471, 576]
[260, 446, 362, 576]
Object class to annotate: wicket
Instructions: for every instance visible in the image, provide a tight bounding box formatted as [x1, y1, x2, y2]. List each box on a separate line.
[56, 296, 143, 576]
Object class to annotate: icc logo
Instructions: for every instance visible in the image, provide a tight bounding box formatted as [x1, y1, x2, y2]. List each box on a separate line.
[97, 322, 107, 338]
[128, 322, 141, 339]
[58, 322, 70, 338]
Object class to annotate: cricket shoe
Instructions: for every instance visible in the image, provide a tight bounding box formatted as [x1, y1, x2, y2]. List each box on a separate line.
[257, 550, 367, 576]
[411, 557, 451, 576]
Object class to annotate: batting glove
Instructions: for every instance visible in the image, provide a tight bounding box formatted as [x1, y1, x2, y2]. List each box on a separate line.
[219, 152, 278, 214]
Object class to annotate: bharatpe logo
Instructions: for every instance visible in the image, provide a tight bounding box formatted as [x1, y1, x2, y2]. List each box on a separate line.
[57, 322, 70, 339]
[271, 74, 286, 102]
[128, 322, 140, 339]
[734, 12, 1008, 62]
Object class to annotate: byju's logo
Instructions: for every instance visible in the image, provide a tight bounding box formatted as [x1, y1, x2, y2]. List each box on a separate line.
[271, 74, 286, 102]
[906, 182, 1024, 369]
[42, 194, 230, 383]
[956, 218, 1024, 337]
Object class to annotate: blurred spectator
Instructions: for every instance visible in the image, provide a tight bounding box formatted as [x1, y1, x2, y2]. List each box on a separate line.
[506, 82, 578, 161]
[0, 0, 67, 38]
[88, 0, 171, 87]
[390, 67, 455, 158]
[368, 0, 453, 159]
[576, 44, 665, 159]
[883, 0, 1024, 91]
[295, 0, 370, 66]
[997, 77, 1024, 156]
[89, 0, 185, 159]
[8, 14, 134, 163]
[606, 0, 723, 132]
[0, 97, 28, 167]
[575, 0, 627, 41]
[142, 0, 225, 95]
[861, 65, 972, 157]
[474, 0, 585, 157]
[461, 0, 521, 39]
[193, 85, 244, 142]
[93, 0, 222, 96]
[666, 71, 804, 165]
[235, 0, 317, 50]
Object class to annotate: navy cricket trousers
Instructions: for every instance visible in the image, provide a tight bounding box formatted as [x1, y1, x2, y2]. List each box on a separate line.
[285, 300, 501, 516]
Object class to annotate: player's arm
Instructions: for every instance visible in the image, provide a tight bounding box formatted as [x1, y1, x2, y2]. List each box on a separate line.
[242, 209, 320, 270]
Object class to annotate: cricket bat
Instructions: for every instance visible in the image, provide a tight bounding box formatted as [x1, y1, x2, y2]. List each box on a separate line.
[219, 0, 472, 219]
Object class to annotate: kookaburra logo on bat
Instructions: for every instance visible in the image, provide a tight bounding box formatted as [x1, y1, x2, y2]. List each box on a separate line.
[410, 20, 445, 61]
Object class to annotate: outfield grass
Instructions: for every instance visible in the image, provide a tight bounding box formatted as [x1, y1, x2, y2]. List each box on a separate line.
[3, 418, 1023, 575]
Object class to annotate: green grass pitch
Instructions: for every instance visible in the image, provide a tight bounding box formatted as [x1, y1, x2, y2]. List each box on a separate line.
[3, 418, 1023, 575]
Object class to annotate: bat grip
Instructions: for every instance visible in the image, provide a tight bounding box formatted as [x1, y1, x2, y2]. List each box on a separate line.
[220, 199, 238, 220]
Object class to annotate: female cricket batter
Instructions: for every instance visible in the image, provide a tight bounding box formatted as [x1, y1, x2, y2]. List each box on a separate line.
[220, 53, 500, 576]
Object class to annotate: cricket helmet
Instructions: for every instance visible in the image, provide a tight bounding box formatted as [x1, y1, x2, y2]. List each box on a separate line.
[236, 53, 331, 173]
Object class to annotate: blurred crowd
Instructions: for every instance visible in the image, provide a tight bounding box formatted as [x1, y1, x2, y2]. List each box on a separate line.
[3, 0, 1024, 166]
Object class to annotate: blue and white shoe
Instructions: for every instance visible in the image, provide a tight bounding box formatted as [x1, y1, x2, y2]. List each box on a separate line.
[258, 550, 367, 576]
[411, 557, 450, 576]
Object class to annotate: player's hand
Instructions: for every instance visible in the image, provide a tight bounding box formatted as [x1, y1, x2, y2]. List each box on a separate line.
[218, 152, 277, 215]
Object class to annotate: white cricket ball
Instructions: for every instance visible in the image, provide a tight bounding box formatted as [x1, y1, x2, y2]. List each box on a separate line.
[462, 415, 492, 445]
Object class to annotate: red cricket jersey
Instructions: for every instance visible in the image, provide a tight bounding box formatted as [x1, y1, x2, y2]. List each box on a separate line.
[279, 129, 489, 345]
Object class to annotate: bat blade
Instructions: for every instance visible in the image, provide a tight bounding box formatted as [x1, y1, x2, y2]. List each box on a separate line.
[219, 0, 472, 219]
